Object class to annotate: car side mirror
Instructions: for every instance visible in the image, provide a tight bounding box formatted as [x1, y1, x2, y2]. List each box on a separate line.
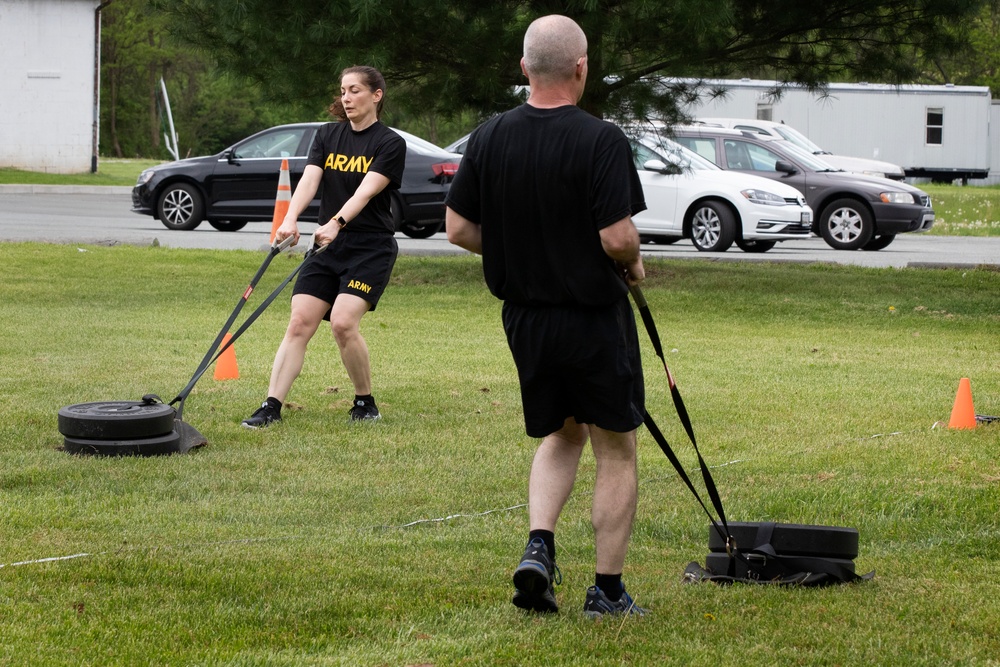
[643, 159, 681, 175]
[775, 160, 797, 174]
[226, 149, 238, 165]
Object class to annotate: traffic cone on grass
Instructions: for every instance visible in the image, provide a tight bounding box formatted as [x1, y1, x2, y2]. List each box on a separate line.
[214, 333, 239, 381]
[947, 377, 976, 429]
[269, 159, 291, 243]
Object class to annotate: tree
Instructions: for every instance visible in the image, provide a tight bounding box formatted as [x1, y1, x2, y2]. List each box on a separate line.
[915, 0, 1000, 95]
[149, 0, 988, 131]
[101, 0, 317, 159]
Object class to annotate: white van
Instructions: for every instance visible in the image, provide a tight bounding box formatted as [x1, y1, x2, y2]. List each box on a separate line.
[696, 117, 906, 181]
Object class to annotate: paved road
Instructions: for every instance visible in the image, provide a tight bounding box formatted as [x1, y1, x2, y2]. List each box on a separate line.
[2, 186, 998, 269]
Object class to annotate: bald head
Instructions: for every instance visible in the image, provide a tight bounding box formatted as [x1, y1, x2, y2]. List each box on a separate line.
[522, 15, 588, 84]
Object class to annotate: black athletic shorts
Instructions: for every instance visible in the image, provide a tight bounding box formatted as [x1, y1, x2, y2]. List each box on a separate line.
[292, 231, 397, 318]
[502, 298, 645, 438]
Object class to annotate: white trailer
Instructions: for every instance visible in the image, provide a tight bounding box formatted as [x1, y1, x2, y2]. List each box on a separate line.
[681, 78, 992, 183]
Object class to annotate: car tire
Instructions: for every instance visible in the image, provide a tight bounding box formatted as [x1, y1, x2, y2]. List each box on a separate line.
[819, 198, 874, 250]
[862, 234, 896, 251]
[735, 239, 776, 253]
[57, 400, 177, 440]
[689, 201, 736, 252]
[157, 183, 204, 231]
[400, 221, 443, 239]
[208, 220, 248, 232]
[640, 235, 682, 245]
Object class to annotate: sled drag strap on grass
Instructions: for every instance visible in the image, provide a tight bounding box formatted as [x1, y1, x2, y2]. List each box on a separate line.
[170, 239, 327, 419]
[629, 284, 734, 555]
[630, 284, 874, 586]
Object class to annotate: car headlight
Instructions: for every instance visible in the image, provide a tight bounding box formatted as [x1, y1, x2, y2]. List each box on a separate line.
[741, 189, 786, 206]
[136, 170, 155, 185]
[879, 191, 914, 204]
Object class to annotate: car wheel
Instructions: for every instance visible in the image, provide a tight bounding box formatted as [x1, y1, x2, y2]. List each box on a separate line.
[208, 220, 248, 232]
[400, 221, 443, 239]
[157, 183, 204, 231]
[640, 235, 682, 245]
[689, 201, 736, 252]
[735, 238, 776, 253]
[819, 198, 874, 250]
[862, 233, 896, 251]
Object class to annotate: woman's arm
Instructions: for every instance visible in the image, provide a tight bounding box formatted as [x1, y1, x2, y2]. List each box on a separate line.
[313, 170, 392, 247]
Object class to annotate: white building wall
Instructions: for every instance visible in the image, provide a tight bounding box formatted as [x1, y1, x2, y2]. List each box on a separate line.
[0, 0, 100, 173]
[684, 79, 992, 179]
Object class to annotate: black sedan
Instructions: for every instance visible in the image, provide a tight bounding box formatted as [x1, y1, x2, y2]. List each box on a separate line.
[671, 126, 935, 250]
[131, 123, 461, 238]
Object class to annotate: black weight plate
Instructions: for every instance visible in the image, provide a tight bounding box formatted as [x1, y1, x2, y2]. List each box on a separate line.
[708, 522, 859, 559]
[58, 401, 176, 439]
[63, 430, 182, 457]
[705, 552, 856, 580]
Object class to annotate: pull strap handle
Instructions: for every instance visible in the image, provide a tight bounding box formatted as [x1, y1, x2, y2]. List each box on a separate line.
[629, 284, 734, 555]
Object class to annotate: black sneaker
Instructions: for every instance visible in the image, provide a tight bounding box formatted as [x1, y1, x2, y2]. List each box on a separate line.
[241, 402, 281, 430]
[512, 537, 561, 613]
[349, 398, 381, 422]
[583, 585, 647, 619]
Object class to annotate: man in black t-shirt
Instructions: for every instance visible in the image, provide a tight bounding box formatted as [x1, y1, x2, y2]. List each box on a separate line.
[446, 14, 648, 618]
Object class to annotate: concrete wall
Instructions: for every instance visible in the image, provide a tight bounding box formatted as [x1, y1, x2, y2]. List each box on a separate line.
[0, 0, 100, 173]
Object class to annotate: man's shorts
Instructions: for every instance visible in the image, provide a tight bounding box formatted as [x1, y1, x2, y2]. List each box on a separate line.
[502, 298, 645, 438]
[292, 231, 397, 318]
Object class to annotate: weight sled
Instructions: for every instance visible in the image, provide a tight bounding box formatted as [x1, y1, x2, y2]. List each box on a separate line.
[58, 400, 176, 440]
[63, 430, 183, 457]
[694, 521, 873, 586]
[708, 521, 859, 560]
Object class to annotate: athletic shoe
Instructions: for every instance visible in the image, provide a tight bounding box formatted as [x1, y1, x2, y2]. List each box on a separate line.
[583, 585, 647, 619]
[512, 538, 561, 613]
[349, 398, 381, 422]
[241, 402, 281, 429]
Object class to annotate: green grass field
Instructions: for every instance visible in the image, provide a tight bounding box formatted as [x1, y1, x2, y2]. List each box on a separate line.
[1, 245, 998, 665]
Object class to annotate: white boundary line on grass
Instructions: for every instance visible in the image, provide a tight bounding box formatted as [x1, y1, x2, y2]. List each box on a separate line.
[0, 428, 937, 570]
[0, 504, 529, 570]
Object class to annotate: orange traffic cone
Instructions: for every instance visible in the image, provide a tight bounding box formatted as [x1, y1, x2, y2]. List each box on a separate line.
[269, 159, 291, 243]
[214, 333, 239, 381]
[948, 377, 976, 429]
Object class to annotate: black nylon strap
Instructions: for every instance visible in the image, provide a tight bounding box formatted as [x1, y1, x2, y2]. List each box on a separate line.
[629, 284, 733, 555]
[182, 237, 293, 400]
[171, 241, 325, 418]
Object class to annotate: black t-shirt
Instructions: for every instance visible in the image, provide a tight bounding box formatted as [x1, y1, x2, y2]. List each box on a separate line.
[446, 104, 646, 306]
[307, 121, 406, 233]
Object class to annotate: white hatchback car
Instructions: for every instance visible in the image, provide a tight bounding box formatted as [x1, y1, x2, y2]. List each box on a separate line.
[631, 136, 814, 252]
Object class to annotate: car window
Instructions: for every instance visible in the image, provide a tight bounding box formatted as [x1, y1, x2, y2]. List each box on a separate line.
[631, 141, 664, 170]
[232, 128, 309, 159]
[391, 128, 458, 157]
[725, 140, 783, 172]
[673, 137, 718, 164]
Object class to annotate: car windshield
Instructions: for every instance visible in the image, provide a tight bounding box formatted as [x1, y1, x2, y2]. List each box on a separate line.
[391, 128, 460, 157]
[774, 140, 840, 171]
[768, 124, 826, 154]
